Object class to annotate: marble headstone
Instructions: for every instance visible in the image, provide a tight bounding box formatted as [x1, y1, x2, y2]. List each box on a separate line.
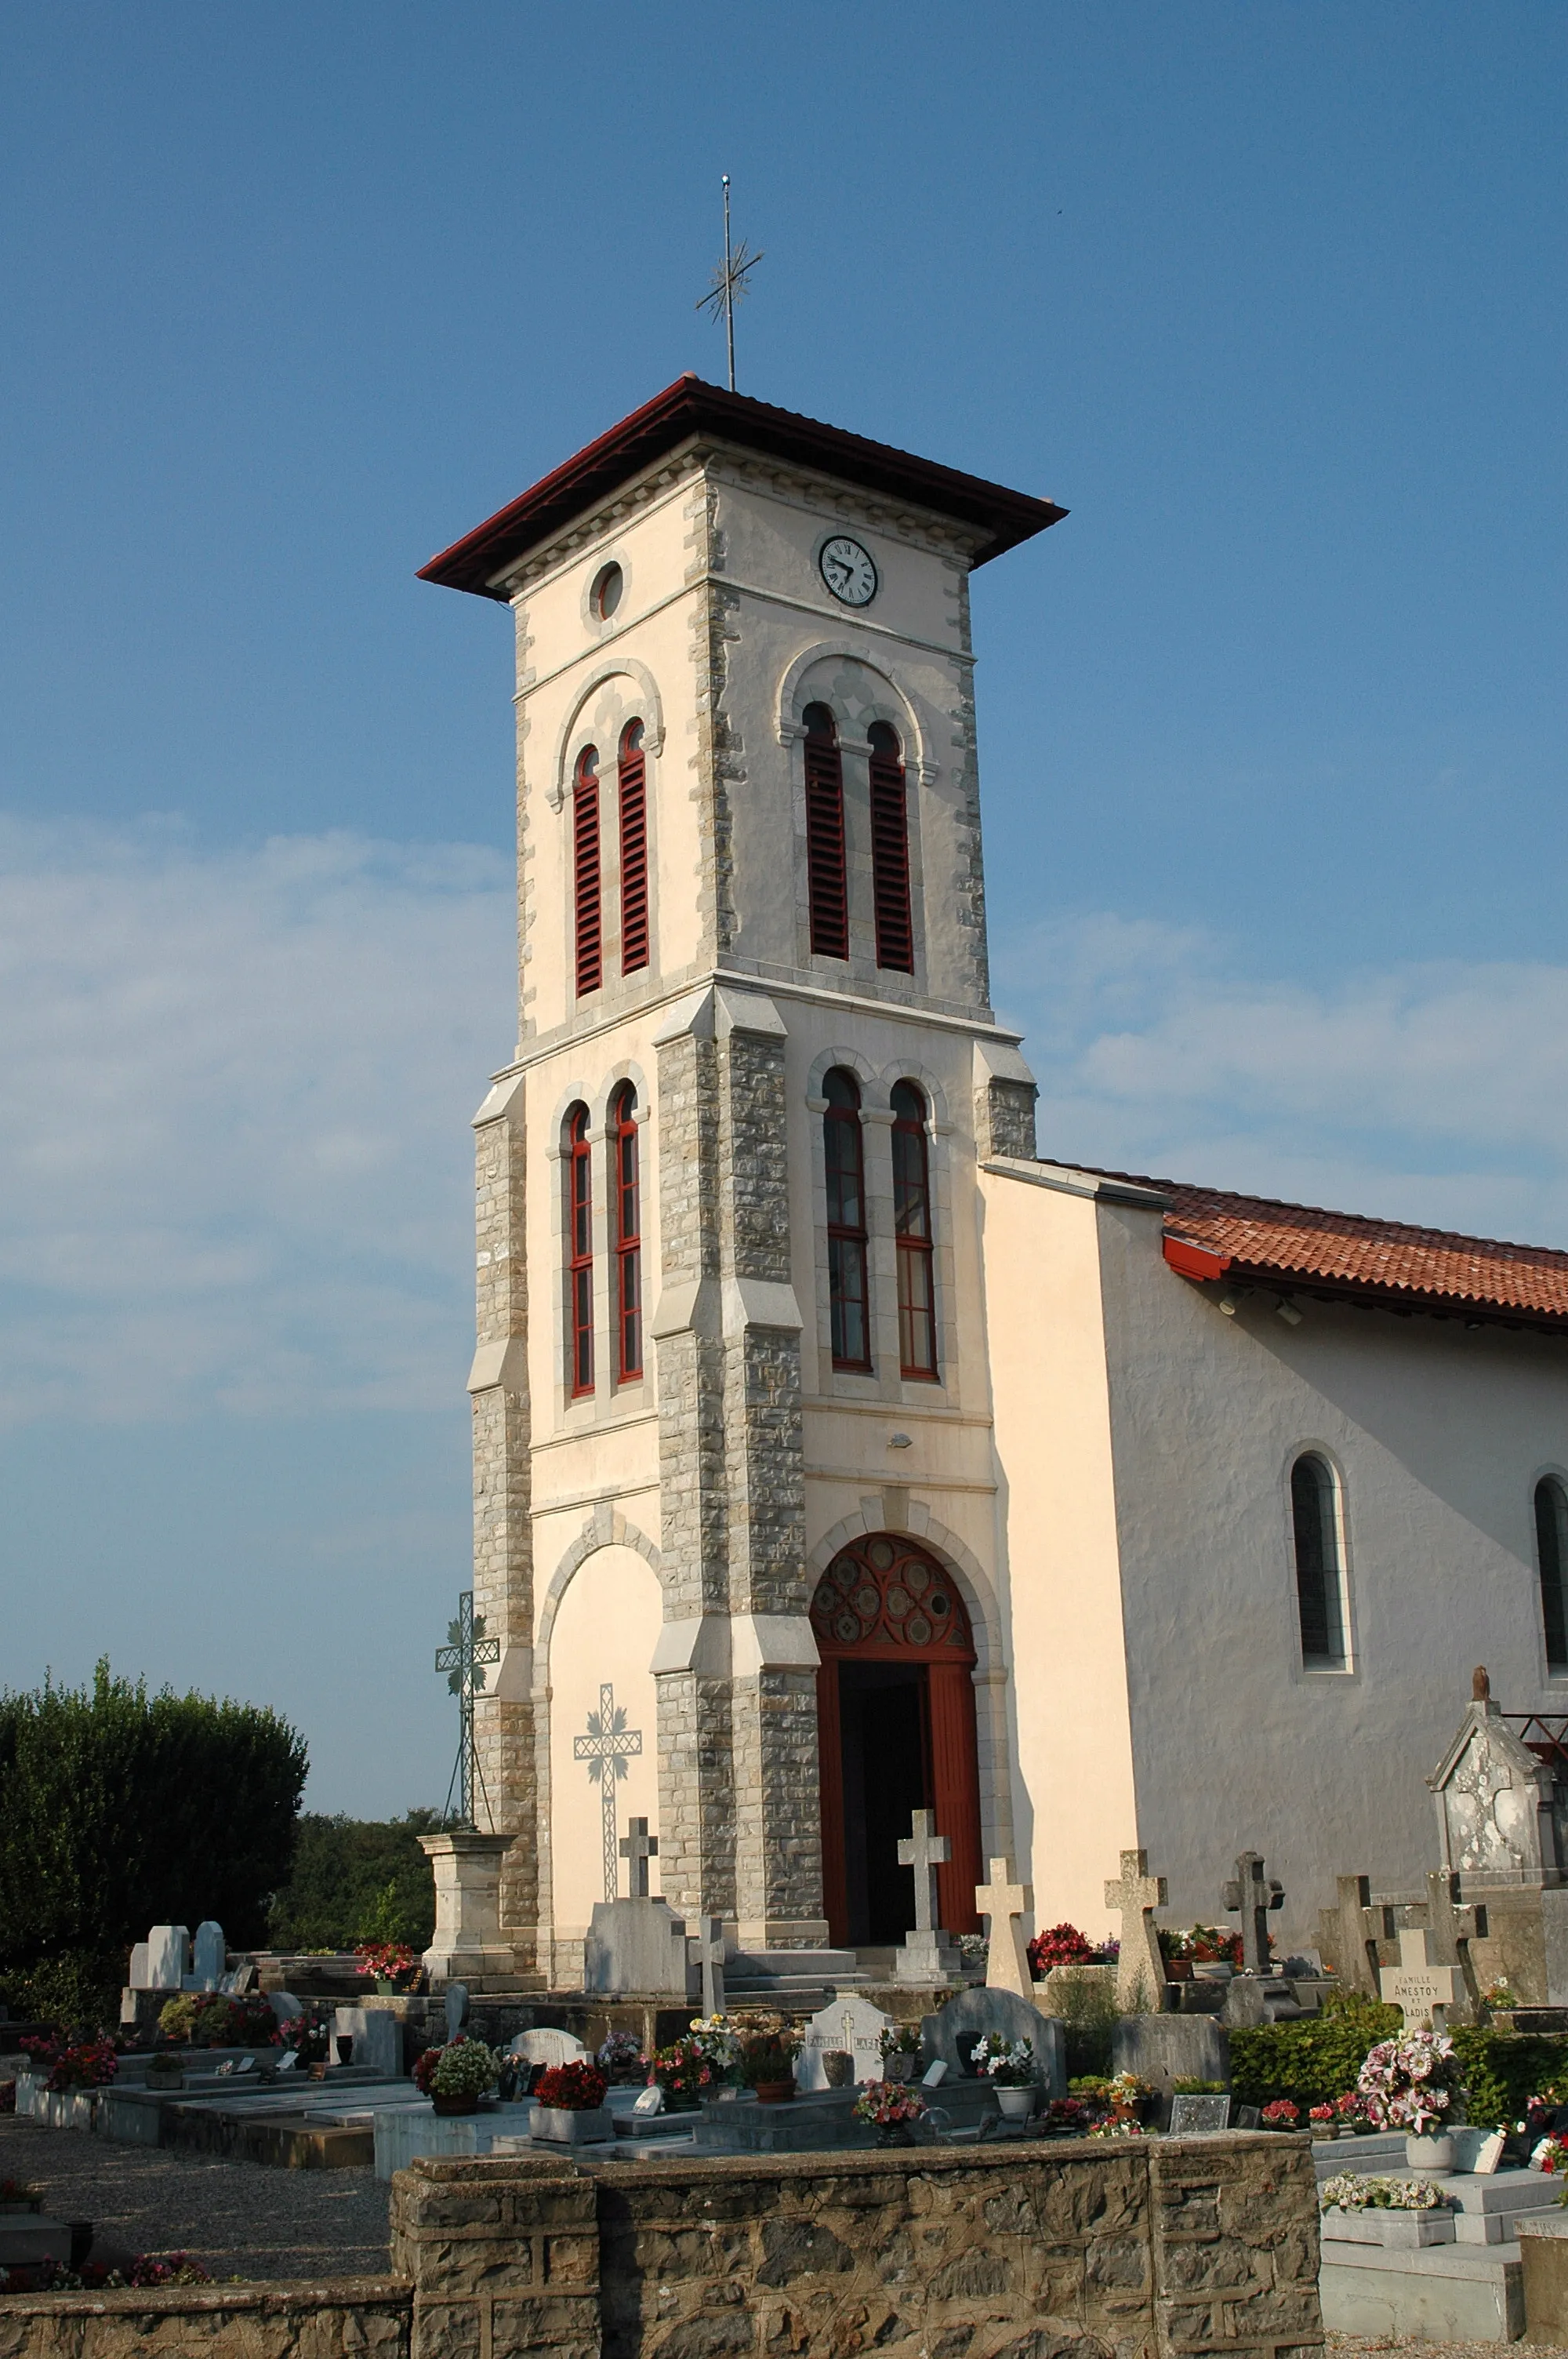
[128, 1942, 152, 1991]
[191, 1922, 226, 1991]
[332, 2006, 402, 2077]
[270, 1991, 303, 2023]
[923, 1986, 1065, 2095]
[797, 1992, 894, 2091]
[147, 1926, 190, 1991]
[583, 1897, 693, 1997]
[444, 1983, 470, 2043]
[509, 2027, 589, 2068]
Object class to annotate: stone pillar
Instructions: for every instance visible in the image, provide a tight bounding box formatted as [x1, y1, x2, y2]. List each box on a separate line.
[466, 1074, 538, 1976]
[419, 1833, 517, 1990]
[392, 2155, 599, 2359]
[973, 1038, 1038, 1162]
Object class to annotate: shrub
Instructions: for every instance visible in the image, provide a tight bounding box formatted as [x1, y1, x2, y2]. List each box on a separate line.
[1229, 1992, 1401, 2109]
[1049, 1967, 1119, 2077]
[415, 2036, 498, 2098]
[157, 1993, 277, 2048]
[267, 1813, 439, 1951]
[1450, 2030, 1568, 2129]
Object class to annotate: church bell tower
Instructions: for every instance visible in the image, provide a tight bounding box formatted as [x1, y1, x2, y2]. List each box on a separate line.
[419, 377, 1063, 1982]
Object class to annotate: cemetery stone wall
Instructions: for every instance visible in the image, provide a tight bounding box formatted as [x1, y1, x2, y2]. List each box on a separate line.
[0, 2279, 411, 2359]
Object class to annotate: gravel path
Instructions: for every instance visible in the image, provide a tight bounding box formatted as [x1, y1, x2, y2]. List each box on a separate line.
[1329, 2339, 1566, 2357]
[0, 2117, 390, 2281]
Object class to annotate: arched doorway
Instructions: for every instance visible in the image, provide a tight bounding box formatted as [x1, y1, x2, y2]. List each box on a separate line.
[811, 1534, 983, 1946]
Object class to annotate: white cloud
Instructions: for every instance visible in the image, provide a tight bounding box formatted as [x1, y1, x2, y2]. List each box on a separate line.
[0, 820, 514, 1424]
[994, 913, 1568, 1249]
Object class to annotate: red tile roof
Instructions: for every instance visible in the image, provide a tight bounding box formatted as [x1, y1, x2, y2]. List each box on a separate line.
[418, 375, 1066, 598]
[1045, 1162, 1568, 1333]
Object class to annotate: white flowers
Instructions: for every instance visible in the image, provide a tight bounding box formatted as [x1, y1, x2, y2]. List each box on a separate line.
[1355, 2032, 1461, 2135]
[1321, 2172, 1456, 2214]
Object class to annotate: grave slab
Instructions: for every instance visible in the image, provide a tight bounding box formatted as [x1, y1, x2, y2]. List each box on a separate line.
[332, 2005, 403, 2077]
[1112, 2011, 1229, 2092]
[373, 2100, 542, 2179]
[508, 2026, 588, 2068]
[1323, 2207, 1456, 2248]
[922, 1986, 1065, 2095]
[0, 2215, 74, 2270]
[1319, 2235, 1524, 2342]
[583, 1897, 693, 1997]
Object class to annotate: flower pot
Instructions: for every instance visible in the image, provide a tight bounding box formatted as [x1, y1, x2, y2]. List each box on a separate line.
[1405, 2133, 1456, 2175]
[431, 2092, 479, 2116]
[375, 1979, 397, 1995]
[1192, 1963, 1233, 1983]
[753, 2080, 796, 2105]
[995, 2086, 1035, 2121]
[877, 2121, 916, 2147]
[532, 2104, 614, 2143]
[823, 2051, 854, 2088]
[1165, 1960, 1193, 1982]
[883, 2055, 916, 2083]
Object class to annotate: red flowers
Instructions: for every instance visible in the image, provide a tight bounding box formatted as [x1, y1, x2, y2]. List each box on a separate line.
[1027, 1923, 1098, 1976]
[20, 2036, 118, 2093]
[535, 2061, 608, 2112]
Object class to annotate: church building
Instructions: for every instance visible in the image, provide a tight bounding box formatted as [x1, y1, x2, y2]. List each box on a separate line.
[419, 377, 1568, 1978]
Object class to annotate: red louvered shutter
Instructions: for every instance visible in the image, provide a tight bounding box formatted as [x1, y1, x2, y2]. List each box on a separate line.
[573, 751, 602, 997]
[803, 707, 848, 960]
[619, 724, 648, 976]
[869, 726, 913, 973]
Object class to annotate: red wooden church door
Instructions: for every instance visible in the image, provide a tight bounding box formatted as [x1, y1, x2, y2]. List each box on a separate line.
[811, 1535, 982, 1946]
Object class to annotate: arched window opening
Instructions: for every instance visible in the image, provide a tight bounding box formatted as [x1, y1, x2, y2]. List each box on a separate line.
[619, 722, 649, 976]
[1291, 1455, 1347, 1667]
[573, 748, 602, 998]
[824, 1067, 869, 1369]
[1537, 1478, 1568, 1672]
[611, 1082, 642, 1383]
[891, 1080, 937, 1379]
[564, 1104, 593, 1397]
[869, 721, 914, 974]
[804, 703, 848, 961]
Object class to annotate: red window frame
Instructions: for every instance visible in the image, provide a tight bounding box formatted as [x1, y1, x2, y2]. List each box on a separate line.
[824, 1067, 870, 1369]
[804, 704, 849, 960]
[891, 1081, 938, 1379]
[619, 722, 649, 976]
[565, 1104, 593, 1396]
[869, 722, 914, 973]
[573, 748, 602, 998]
[611, 1082, 642, 1382]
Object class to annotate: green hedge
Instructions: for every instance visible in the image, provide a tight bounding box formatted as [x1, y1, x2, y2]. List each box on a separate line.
[1229, 1993, 1568, 2127]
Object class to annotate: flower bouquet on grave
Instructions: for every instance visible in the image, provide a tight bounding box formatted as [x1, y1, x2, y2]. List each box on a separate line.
[855, 2080, 927, 2146]
[535, 2061, 608, 2111]
[1319, 2173, 1457, 2215]
[1356, 2030, 1463, 2135]
[1261, 2099, 1301, 2132]
[878, 2024, 924, 2082]
[356, 1941, 421, 1994]
[1533, 2135, 1568, 2174]
[1185, 1925, 1244, 1968]
[20, 2035, 117, 2094]
[1029, 1923, 1098, 1979]
[1087, 2071, 1154, 2137]
[971, 2034, 1036, 2088]
[731, 2018, 801, 2103]
[596, 2030, 647, 2084]
[277, 2010, 332, 2068]
[1309, 2105, 1337, 2137]
[1045, 2096, 1095, 2135]
[416, 2035, 499, 2115]
[1334, 2089, 1374, 2134]
[648, 2034, 724, 2112]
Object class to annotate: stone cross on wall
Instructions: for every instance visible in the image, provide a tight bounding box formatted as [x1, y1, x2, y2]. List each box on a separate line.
[975, 1858, 1033, 1997]
[697, 1917, 726, 2019]
[619, 1817, 658, 1899]
[1105, 1848, 1168, 2012]
[898, 1810, 950, 1933]
[1223, 1851, 1284, 1974]
[574, 1683, 644, 1904]
[1381, 1926, 1459, 2030]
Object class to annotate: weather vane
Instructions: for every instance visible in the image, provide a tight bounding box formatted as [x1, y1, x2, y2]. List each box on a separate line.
[697, 173, 762, 394]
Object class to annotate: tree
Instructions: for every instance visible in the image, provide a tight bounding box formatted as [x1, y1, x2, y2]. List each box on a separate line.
[0, 1660, 307, 1991]
[267, 1810, 440, 1950]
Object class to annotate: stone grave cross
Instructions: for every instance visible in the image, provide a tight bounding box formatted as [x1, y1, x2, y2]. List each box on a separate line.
[1381, 1927, 1459, 2030]
[1104, 1848, 1168, 2012]
[697, 1916, 726, 2019]
[975, 1858, 1033, 1997]
[619, 1816, 659, 1899]
[1425, 1869, 1486, 2024]
[574, 1683, 644, 1903]
[897, 1810, 949, 1932]
[1222, 1850, 1284, 1974]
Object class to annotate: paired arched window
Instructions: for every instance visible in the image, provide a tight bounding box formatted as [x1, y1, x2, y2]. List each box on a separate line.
[618, 723, 648, 976]
[1291, 1454, 1347, 1667]
[573, 721, 651, 995]
[573, 749, 602, 998]
[564, 1105, 593, 1396]
[1537, 1478, 1568, 1672]
[823, 1068, 869, 1369]
[868, 723, 913, 974]
[892, 1081, 937, 1378]
[804, 704, 849, 961]
[611, 1083, 642, 1383]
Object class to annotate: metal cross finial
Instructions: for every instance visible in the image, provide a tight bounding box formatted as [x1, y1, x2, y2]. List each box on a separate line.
[696, 173, 763, 393]
[434, 1590, 500, 1830]
[574, 1684, 644, 1902]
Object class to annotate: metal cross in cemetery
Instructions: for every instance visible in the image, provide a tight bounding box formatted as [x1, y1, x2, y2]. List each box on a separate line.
[434, 1590, 500, 1828]
[1105, 1847, 1169, 2012]
[619, 1816, 658, 1900]
[575, 1684, 643, 1903]
[1222, 1850, 1285, 1975]
[897, 1809, 950, 1933]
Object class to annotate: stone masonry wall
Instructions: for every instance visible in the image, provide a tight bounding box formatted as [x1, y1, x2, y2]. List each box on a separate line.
[0, 2282, 410, 2359]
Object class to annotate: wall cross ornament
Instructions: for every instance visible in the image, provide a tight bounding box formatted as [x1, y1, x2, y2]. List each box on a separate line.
[575, 1684, 643, 1903]
[434, 1590, 501, 1829]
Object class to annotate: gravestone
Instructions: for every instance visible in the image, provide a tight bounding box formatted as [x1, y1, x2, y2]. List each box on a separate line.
[694, 1917, 727, 2018]
[923, 1985, 1065, 2096]
[1222, 1853, 1283, 1976]
[1103, 1851, 1167, 2011]
[975, 1858, 1033, 1997]
[1112, 2012, 1229, 2095]
[619, 1818, 659, 1899]
[1169, 2092, 1231, 2135]
[509, 2026, 588, 2068]
[270, 1991, 303, 2023]
[1381, 1926, 1458, 2029]
[444, 1983, 470, 2043]
[797, 1992, 893, 2091]
[894, 1811, 961, 1985]
[147, 1925, 190, 1990]
[333, 2006, 402, 2077]
[128, 1942, 151, 1991]
[584, 1897, 692, 1997]
[191, 1921, 226, 1991]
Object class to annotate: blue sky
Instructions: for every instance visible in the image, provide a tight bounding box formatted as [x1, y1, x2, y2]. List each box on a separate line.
[2, 2, 1563, 1812]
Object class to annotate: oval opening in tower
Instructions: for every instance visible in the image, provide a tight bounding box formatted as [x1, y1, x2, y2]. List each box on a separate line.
[592, 562, 623, 621]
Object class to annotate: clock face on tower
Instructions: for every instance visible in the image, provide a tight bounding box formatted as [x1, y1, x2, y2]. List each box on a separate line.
[818, 536, 878, 608]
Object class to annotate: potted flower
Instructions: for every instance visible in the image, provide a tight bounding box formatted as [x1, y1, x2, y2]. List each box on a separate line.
[1044, 2095, 1094, 2135]
[1308, 2104, 1337, 2139]
[1356, 2031, 1465, 2172]
[732, 2021, 801, 2104]
[596, 2030, 647, 2084]
[533, 2059, 612, 2143]
[971, 2034, 1038, 2121]
[1028, 1923, 1098, 1980]
[416, 2035, 499, 2116]
[1334, 2089, 1374, 2134]
[1158, 1928, 1196, 1983]
[648, 2034, 721, 2113]
[1261, 2099, 1300, 2132]
[356, 1942, 421, 1995]
[855, 2080, 927, 2146]
[878, 2025, 923, 2083]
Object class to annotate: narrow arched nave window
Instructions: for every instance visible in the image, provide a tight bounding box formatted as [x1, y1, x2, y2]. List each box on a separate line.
[564, 1103, 593, 1396]
[1537, 1478, 1568, 1672]
[892, 1080, 937, 1379]
[1291, 1454, 1347, 1667]
[612, 1083, 642, 1383]
[619, 722, 648, 976]
[824, 1067, 869, 1369]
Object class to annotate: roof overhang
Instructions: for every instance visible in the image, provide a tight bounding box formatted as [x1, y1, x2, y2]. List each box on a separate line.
[418, 375, 1067, 600]
[1162, 1234, 1568, 1335]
